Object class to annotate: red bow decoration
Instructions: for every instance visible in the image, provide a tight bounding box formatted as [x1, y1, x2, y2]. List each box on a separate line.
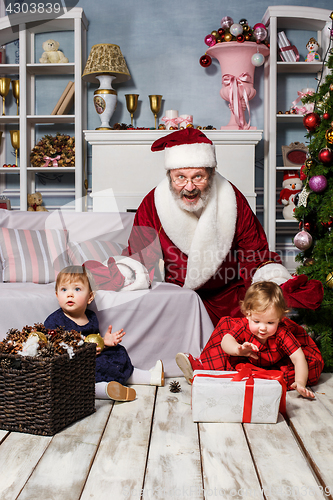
[281, 274, 324, 310]
[83, 258, 125, 291]
[233, 363, 287, 421]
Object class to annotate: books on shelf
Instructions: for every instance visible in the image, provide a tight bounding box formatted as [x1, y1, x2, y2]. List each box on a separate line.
[51, 81, 75, 115]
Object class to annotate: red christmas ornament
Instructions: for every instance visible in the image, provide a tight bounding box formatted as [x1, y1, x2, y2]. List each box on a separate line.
[303, 112, 321, 132]
[323, 112, 330, 120]
[237, 34, 245, 42]
[199, 54, 212, 67]
[318, 147, 333, 165]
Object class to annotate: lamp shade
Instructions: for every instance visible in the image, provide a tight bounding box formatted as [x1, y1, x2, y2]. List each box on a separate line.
[82, 43, 131, 84]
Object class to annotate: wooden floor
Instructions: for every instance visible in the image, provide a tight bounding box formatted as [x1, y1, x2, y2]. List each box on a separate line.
[1, 374, 333, 500]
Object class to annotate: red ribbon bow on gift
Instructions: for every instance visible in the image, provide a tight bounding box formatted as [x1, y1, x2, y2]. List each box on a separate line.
[222, 73, 252, 130]
[42, 155, 61, 167]
[232, 363, 287, 421]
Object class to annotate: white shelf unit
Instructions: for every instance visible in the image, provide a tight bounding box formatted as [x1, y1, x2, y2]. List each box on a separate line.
[262, 6, 331, 260]
[0, 8, 88, 211]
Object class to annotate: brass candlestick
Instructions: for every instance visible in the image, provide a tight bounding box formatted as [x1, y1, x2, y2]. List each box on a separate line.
[11, 80, 19, 115]
[149, 95, 162, 129]
[0, 77, 11, 116]
[125, 94, 139, 126]
[10, 130, 20, 166]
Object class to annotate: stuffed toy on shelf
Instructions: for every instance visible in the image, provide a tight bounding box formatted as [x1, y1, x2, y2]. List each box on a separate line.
[27, 192, 48, 212]
[39, 39, 69, 64]
[278, 171, 302, 220]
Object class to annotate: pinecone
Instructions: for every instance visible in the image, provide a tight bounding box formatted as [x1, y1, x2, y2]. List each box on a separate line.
[169, 380, 182, 393]
[38, 342, 54, 358]
[0, 358, 12, 370]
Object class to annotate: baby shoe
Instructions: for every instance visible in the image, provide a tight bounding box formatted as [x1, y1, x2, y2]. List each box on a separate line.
[149, 359, 165, 386]
[106, 381, 136, 401]
[175, 353, 203, 384]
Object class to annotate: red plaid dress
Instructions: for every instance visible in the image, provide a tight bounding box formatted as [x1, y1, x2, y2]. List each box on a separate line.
[199, 316, 324, 390]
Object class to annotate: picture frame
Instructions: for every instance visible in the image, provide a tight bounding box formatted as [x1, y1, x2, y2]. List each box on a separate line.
[281, 142, 308, 168]
[0, 196, 11, 210]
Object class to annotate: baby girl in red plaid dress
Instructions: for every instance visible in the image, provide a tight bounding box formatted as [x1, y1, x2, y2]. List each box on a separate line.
[176, 281, 324, 399]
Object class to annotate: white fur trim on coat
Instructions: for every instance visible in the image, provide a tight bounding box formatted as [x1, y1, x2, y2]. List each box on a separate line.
[154, 172, 237, 290]
[165, 142, 217, 170]
[252, 263, 293, 286]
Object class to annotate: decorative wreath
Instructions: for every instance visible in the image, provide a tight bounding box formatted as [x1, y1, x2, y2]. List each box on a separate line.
[30, 133, 75, 168]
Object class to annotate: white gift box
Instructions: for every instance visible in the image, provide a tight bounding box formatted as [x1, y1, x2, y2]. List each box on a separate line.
[278, 31, 298, 62]
[192, 370, 283, 424]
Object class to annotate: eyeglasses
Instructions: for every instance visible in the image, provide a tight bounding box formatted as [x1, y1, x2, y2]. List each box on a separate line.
[172, 175, 208, 187]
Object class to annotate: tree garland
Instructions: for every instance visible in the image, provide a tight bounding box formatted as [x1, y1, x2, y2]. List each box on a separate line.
[30, 133, 75, 168]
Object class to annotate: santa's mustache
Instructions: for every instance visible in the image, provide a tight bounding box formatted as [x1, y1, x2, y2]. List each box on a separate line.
[180, 187, 201, 198]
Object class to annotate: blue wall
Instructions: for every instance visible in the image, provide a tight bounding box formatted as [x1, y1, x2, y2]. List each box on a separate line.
[80, 0, 330, 130]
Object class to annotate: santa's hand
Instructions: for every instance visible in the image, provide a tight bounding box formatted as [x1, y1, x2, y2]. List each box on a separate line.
[291, 382, 315, 399]
[252, 263, 293, 286]
[112, 256, 150, 291]
[237, 342, 259, 359]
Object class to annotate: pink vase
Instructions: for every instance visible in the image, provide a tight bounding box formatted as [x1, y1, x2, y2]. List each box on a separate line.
[206, 42, 269, 130]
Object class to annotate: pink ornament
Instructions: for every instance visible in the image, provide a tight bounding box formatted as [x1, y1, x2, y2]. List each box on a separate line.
[253, 27, 267, 42]
[204, 34, 216, 47]
[309, 175, 327, 193]
[220, 16, 234, 29]
[253, 23, 266, 31]
[294, 230, 313, 250]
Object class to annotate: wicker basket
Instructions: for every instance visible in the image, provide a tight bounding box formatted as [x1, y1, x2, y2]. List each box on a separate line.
[0, 343, 96, 436]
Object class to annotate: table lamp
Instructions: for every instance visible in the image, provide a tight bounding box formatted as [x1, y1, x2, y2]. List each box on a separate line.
[82, 43, 131, 130]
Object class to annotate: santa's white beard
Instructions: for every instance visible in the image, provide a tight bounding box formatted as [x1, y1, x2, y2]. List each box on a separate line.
[169, 181, 213, 213]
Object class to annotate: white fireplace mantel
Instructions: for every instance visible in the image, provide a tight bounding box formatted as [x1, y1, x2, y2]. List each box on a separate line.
[84, 129, 263, 213]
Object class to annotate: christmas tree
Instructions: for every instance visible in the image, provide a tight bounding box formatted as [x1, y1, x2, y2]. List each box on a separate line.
[294, 15, 333, 370]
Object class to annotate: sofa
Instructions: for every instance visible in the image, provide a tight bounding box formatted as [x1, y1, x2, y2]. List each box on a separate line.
[0, 208, 214, 376]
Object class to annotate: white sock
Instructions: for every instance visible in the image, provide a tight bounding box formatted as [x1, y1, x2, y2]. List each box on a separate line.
[95, 381, 109, 399]
[126, 367, 151, 385]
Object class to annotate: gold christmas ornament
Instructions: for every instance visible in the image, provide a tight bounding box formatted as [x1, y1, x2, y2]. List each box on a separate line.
[305, 158, 314, 168]
[224, 32, 233, 42]
[326, 272, 333, 289]
[84, 333, 104, 350]
[330, 11, 333, 20]
[325, 127, 333, 145]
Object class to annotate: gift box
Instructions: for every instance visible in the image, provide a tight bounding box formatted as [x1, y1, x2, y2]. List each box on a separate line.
[0, 343, 96, 436]
[278, 31, 299, 62]
[192, 366, 286, 423]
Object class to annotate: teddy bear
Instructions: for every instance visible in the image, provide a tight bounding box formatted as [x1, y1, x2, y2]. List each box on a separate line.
[39, 39, 69, 64]
[278, 171, 302, 220]
[27, 192, 48, 212]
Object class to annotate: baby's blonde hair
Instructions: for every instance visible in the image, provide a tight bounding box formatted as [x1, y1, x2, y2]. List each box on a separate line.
[55, 265, 95, 294]
[240, 281, 288, 319]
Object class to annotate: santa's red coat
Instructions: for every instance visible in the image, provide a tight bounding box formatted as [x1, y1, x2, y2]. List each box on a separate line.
[123, 174, 281, 326]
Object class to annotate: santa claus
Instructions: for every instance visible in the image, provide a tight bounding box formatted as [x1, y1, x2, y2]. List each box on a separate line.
[121, 128, 312, 326]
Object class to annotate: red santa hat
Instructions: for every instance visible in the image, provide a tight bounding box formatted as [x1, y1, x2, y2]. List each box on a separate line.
[283, 170, 300, 181]
[151, 128, 217, 170]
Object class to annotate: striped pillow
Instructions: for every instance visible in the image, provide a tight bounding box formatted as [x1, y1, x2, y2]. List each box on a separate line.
[67, 239, 125, 266]
[0, 228, 69, 283]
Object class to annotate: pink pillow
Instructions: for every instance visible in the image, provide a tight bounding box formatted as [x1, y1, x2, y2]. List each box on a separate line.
[0, 227, 69, 283]
[67, 239, 124, 265]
